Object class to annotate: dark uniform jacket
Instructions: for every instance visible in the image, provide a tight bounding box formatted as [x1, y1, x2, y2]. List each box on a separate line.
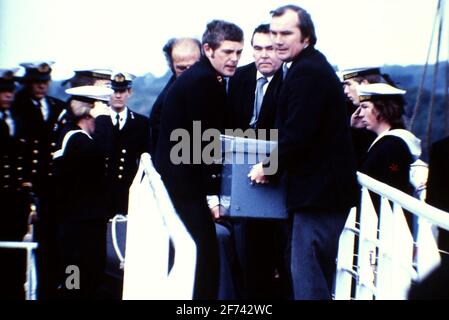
[52, 119, 110, 221]
[149, 75, 176, 156]
[0, 115, 30, 240]
[0, 114, 31, 299]
[426, 136, 449, 252]
[11, 88, 66, 194]
[227, 62, 280, 134]
[103, 108, 149, 216]
[155, 57, 226, 198]
[360, 135, 413, 194]
[273, 46, 358, 212]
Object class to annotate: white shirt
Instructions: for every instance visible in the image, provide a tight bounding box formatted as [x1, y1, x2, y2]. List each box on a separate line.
[1, 109, 15, 136]
[110, 107, 128, 130]
[33, 98, 49, 121]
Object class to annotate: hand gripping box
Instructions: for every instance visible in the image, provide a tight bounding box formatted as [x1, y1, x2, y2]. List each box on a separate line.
[219, 135, 287, 219]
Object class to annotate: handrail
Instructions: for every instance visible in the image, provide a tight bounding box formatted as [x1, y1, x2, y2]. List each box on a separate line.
[0, 241, 38, 300]
[357, 172, 449, 231]
[335, 171, 448, 300]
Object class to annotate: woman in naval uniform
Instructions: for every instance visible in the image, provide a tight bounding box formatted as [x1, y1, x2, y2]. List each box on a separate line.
[51, 85, 113, 299]
[357, 83, 422, 230]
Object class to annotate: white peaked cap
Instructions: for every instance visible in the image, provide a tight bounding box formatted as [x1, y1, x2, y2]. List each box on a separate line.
[65, 85, 114, 102]
[357, 83, 406, 97]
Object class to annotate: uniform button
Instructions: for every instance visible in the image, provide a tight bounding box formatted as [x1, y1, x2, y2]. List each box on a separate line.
[51, 142, 56, 147]
[33, 160, 38, 164]
[17, 156, 22, 160]
[118, 175, 123, 179]
[34, 140, 39, 144]
[120, 158, 125, 162]
[122, 149, 127, 154]
[105, 157, 109, 161]
[33, 150, 39, 154]
[4, 175, 10, 179]
[3, 165, 10, 169]
[18, 177, 23, 181]
[48, 173, 53, 177]
[211, 174, 217, 179]
[119, 166, 124, 170]
[32, 170, 37, 174]
[4, 185, 9, 189]
[17, 167, 23, 171]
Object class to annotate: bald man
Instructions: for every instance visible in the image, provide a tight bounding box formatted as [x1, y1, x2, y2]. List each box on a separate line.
[149, 37, 201, 155]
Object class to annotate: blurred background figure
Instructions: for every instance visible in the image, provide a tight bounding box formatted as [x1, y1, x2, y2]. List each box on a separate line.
[149, 37, 201, 156]
[106, 72, 149, 218]
[0, 68, 31, 299]
[12, 61, 66, 299]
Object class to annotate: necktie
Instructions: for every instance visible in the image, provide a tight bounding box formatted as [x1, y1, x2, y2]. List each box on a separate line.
[2, 110, 15, 136]
[282, 63, 289, 80]
[250, 76, 268, 128]
[34, 100, 44, 122]
[115, 113, 120, 131]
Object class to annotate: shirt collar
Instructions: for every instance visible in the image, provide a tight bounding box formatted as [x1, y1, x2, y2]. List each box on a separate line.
[109, 106, 128, 122]
[256, 70, 273, 83]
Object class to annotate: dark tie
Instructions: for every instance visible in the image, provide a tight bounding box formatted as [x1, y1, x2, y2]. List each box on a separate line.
[34, 100, 44, 122]
[115, 113, 120, 131]
[250, 76, 268, 128]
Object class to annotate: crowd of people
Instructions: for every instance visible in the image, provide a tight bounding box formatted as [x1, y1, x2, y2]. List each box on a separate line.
[1, 4, 448, 300]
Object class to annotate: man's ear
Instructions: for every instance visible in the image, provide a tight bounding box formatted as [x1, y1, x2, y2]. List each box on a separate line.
[203, 43, 213, 59]
[128, 88, 133, 96]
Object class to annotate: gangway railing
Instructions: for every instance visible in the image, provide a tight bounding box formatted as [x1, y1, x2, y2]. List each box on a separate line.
[335, 172, 449, 300]
[122, 153, 197, 300]
[0, 241, 38, 300]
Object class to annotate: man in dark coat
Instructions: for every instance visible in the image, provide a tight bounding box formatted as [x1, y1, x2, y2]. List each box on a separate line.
[227, 24, 290, 299]
[407, 136, 449, 300]
[155, 20, 244, 299]
[0, 68, 31, 299]
[250, 5, 359, 299]
[12, 62, 66, 193]
[426, 136, 449, 253]
[105, 72, 149, 217]
[11, 61, 66, 299]
[149, 38, 201, 156]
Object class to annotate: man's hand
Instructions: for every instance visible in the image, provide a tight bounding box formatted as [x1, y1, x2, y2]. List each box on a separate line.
[248, 162, 269, 184]
[350, 106, 366, 129]
[210, 205, 227, 221]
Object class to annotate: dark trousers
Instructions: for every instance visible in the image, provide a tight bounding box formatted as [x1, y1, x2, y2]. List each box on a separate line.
[215, 221, 240, 300]
[233, 218, 291, 299]
[170, 195, 219, 300]
[290, 209, 348, 300]
[0, 191, 30, 300]
[56, 219, 107, 299]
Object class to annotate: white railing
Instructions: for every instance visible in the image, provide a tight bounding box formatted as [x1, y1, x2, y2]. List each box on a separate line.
[122, 153, 197, 300]
[335, 172, 449, 300]
[0, 241, 38, 300]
